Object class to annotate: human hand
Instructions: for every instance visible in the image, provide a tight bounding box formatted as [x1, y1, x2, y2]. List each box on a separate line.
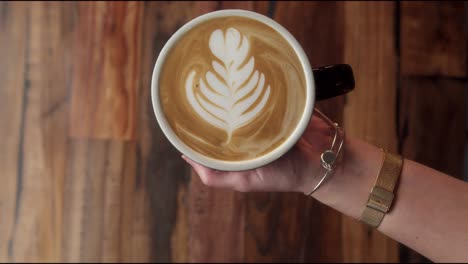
[182, 109, 343, 194]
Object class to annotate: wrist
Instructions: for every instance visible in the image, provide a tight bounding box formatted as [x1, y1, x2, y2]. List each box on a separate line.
[307, 137, 383, 220]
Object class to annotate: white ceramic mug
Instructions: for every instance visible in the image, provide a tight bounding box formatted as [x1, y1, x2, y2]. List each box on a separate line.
[151, 9, 354, 171]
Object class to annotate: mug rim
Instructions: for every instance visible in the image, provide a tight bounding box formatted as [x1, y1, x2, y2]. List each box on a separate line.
[151, 9, 315, 171]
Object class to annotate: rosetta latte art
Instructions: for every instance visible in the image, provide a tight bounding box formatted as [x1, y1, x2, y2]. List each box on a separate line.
[185, 27, 271, 142]
[159, 16, 306, 161]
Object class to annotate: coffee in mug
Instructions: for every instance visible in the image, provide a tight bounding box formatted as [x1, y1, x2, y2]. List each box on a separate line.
[152, 10, 354, 171]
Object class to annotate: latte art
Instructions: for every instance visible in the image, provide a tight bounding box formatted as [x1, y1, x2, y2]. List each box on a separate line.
[185, 27, 271, 142]
[159, 16, 306, 161]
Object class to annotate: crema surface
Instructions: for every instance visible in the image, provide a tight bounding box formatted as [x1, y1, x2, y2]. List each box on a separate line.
[159, 16, 306, 161]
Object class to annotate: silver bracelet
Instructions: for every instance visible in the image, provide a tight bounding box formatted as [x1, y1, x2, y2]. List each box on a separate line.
[306, 122, 344, 196]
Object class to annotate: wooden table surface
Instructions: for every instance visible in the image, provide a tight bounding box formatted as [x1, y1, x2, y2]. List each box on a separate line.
[1, 1, 466, 262]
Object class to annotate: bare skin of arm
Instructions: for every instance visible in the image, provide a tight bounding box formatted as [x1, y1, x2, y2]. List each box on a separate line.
[183, 110, 468, 262]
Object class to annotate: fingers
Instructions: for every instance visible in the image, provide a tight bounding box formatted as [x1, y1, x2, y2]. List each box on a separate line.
[182, 155, 222, 186]
[182, 155, 252, 191]
[179, 109, 337, 193]
[182, 155, 215, 178]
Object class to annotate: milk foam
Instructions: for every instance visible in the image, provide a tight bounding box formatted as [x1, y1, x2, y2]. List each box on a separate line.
[159, 16, 306, 161]
[185, 28, 271, 142]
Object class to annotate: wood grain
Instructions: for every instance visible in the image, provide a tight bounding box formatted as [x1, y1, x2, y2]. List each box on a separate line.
[397, 81, 465, 264]
[137, 2, 194, 262]
[1, 2, 142, 262]
[193, 1, 270, 16]
[243, 2, 345, 262]
[69, 1, 143, 140]
[187, 174, 246, 262]
[34, 2, 73, 262]
[185, 2, 268, 262]
[0, 2, 74, 262]
[61, 139, 136, 262]
[0, 1, 466, 263]
[343, 1, 399, 150]
[342, 2, 400, 262]
[401, 1, 467, 77]
[0, 2, 29, 262]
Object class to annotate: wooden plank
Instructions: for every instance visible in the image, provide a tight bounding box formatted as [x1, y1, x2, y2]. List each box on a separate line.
[343, 1, 399, 149]
[244, 193, 342, 262]
[187, 174, 246, 262]
[0, 2, 29, 262]
[61, 139, 135, 262]
[274, 1, 344, 68]
[184, 2, 267, 262]
[135, 1, 195, 262]
[38, 2, 75, 262]
[241, 2, 346, 262]
[118, 141, 139, 262]
[342, 2, 400, 262]
[193, 1, 269, 16]
[400, 64, 466, 174]
[151, 2, 270, 262]
[0, 2, 140, 262]
[0, 2, 75, 262]
[401, 1, 467, 77]
[69, 1, 143, 140]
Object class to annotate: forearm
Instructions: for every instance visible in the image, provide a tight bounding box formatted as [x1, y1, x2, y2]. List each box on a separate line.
[309, 137, 468, 262]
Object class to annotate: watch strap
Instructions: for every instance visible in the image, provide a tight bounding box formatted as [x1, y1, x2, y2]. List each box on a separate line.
[360, 150, 403, 228]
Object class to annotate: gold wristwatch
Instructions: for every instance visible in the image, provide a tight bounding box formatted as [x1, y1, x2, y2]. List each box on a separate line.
[360, 149, 403, 228]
